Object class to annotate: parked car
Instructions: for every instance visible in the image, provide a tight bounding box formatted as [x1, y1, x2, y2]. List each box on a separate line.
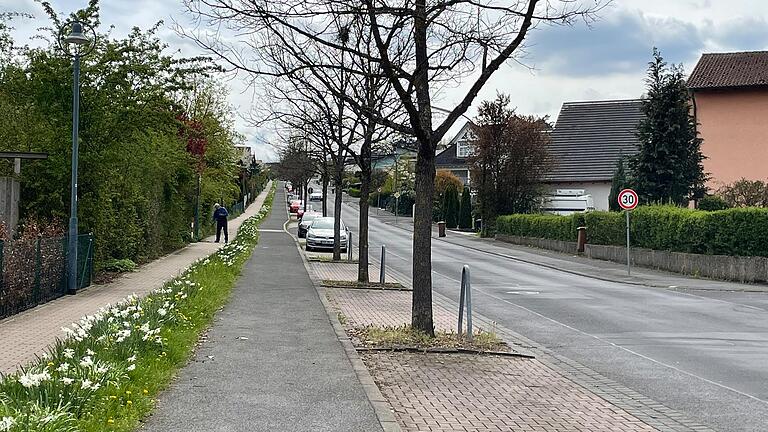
[309, 192, 323, 201]
[289, 200, 303, 213]
[298, 212, 321, 238]
[305, 217, 347, 252]
[286, 193, 297, 204]
[297, 204, 313, 219]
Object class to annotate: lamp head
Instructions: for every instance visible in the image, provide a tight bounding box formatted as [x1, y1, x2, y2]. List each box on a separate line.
[63, 22, 90, 46]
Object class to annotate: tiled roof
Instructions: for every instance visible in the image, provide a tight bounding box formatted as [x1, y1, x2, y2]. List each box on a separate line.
[688, 51, 768, 89]
[546, 99, 643, 183]
[435, 143, 467, 168]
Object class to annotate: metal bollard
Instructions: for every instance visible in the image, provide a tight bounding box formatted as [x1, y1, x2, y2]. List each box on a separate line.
[457, 265, 473, 342]
[379, 245, 386, 284]
[347, 231, 353, 262]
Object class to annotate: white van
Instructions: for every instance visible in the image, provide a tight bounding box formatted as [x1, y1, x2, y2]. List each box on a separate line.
[542, 189, 595, 215]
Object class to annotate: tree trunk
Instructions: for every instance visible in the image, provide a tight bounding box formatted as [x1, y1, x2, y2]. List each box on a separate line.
[357, 153, 371, 284]
[333, 168, 343, 261]
[412, 140, 435, 336]
[411, 0, 436, 337]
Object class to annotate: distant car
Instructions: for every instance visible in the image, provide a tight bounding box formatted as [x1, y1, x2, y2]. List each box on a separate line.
[309, 192, 323, 201]
[305, 217, 347, 252]
[298, 212, 321, 238]
[297, 204, 313, 219]
[289, 200, 303, 213]
[286, 193, 297, 204]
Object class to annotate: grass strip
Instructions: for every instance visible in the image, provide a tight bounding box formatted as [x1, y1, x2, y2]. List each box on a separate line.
[321, 280, 407, 290]
[0, 183, 275, 432]
[350, 325, 508, 353]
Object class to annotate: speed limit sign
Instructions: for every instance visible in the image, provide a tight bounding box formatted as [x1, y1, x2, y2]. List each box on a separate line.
[618, 189, 638, 210]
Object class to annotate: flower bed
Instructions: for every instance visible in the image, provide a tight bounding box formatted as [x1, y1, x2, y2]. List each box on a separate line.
[0, 183, 275, 432]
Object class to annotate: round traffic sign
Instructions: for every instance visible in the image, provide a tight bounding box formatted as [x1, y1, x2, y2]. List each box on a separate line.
[618, 188, 638, 210]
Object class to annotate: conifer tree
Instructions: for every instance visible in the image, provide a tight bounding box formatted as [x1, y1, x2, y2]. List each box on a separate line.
[632, 49, 707, 204]
[459, 187, 472, 229]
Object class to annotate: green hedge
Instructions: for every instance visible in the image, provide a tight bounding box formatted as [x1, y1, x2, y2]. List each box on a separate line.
[348, 187, 361, 198]
[496, 213, 585, 242]
[496, 206, 768, 257]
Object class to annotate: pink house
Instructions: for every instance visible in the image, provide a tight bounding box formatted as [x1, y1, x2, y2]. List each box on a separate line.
[688, 51, 768, 189]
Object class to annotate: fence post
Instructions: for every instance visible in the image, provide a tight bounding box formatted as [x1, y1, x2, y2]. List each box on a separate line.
[347, 231, 353, 262]
[33, 238, 41, 302]
[0, 241, 4, 315]
[379, 245, 386, 284]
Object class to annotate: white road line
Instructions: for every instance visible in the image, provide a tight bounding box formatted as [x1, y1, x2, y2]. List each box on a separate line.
[341, 197, 768, 404]
[465, 280, 768, 405]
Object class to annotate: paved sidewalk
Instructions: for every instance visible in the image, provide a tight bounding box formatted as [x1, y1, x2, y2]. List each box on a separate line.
[0, 182, 272, 374]
[142, 185, 383, 431]
[318, 258, 713, 432]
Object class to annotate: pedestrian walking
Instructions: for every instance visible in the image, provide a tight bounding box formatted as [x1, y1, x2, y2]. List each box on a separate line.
[213, 203, 229, 243]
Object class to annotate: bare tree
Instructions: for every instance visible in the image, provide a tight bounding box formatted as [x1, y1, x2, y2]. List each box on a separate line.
[181, 0, 607, 335]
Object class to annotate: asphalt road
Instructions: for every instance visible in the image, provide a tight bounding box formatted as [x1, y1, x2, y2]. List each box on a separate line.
[318, 191, 768, 432]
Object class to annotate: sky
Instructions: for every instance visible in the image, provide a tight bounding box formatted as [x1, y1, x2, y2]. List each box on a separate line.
[4, 0, 768, 161]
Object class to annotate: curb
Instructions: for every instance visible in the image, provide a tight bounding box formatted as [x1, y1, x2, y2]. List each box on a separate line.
[345, 200, 768, 292]
[284, 207, 402, 432]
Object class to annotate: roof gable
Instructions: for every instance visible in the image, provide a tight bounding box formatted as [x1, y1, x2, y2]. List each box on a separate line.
[688, 51, 768, 90]
[547, 99, 643, 182]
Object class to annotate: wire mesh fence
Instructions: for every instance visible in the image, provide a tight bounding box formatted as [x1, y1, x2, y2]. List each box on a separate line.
[0, 233, 94, 319]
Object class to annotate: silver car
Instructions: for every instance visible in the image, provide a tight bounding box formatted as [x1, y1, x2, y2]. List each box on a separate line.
[298, 212, 321, 238]
[305, 217, 347, 252]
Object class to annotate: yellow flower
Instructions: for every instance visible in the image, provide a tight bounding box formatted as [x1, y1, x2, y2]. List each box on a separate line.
[127, 400, 133, 405]
[47, 362, 54, 367]
[125, 390, 132, 395]
[110, 395, 117, 400]
[108, 418, 114, 424]
[143, 389, 149, 395]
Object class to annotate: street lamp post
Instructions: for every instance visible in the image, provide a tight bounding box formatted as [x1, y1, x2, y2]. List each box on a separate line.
[58, 21, 96, 294]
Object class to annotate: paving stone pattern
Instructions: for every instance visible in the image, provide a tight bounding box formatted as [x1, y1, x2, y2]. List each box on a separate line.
[326, 286, 465, 333]
[0, 183, 272, 374]
[362, 351, 657, 432]
[324, 283, 712, 432]
[312, 261, 399, 285]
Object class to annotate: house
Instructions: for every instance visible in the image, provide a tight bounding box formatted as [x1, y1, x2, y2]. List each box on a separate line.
[234, 144, 255, 166]
[371, 140, 417, 171]
[688, 51, 768, 188]
[434, 121, 475, 185]
[544, 99, 644, 211]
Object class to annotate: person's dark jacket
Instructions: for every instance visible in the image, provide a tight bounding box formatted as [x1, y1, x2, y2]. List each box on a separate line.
[213, 207, 229, 223]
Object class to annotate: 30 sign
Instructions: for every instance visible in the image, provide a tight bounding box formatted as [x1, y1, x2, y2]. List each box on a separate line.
[618, 189, 638, 211]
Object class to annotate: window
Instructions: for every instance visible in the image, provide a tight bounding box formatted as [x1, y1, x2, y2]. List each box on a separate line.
[455, 130, 476, 158]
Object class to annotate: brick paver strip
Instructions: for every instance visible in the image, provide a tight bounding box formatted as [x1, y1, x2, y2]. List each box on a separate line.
[0, 182, 272, 374]
[362, 352, 657, 432]
[312, 261, 400, 285]
[324, 283, 713, 432]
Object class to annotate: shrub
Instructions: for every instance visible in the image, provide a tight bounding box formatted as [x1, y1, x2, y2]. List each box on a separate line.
[698, 195, 730, 211]
[101, 259, 137, 273]
[348, 187, 361, 198]
[459, 188, 472, 229]
[496, 205, 768, 257]
[443, 184, 460, 228]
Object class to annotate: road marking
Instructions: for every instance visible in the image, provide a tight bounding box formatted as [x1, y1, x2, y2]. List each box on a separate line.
[258, 229, 286, 233]
[468, 284, 768, 405]
[340, 198, 768, 404]
[505, 291, 540, 295]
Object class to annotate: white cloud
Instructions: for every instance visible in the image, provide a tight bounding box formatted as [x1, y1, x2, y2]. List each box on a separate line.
[5, 0, 768, 159]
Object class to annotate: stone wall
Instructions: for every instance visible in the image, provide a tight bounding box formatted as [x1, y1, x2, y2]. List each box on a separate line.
[495, 234, 578, 255]
[497, 234, 768, 283]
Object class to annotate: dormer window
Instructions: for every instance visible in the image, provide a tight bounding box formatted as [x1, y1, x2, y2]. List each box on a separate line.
[456, 130, 476, 158]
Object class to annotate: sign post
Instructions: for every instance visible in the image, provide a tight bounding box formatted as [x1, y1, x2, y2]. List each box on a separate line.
[618, 188, 638, 275]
